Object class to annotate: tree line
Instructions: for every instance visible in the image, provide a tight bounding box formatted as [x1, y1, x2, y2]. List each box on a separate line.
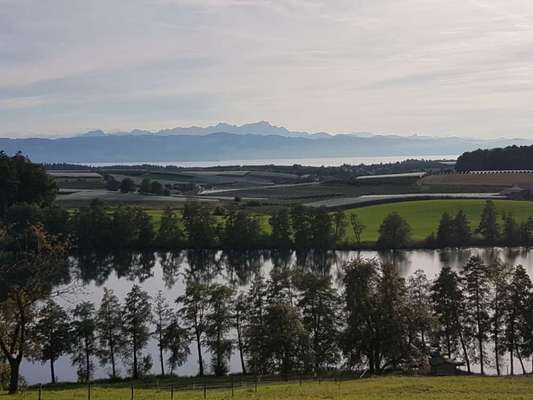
[14, 255, 533, 386]
[456, 145, 533, 171]
[429, 201, 533, 247]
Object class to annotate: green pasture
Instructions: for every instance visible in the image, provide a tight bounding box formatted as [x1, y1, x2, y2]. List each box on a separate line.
[3, 376, 533, 400]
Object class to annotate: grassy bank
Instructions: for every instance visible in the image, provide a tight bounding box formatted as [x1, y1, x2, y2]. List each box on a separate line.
[143, 199, 533, 245]
[346, 199, 533, 243]
[4, 376, 533, 399]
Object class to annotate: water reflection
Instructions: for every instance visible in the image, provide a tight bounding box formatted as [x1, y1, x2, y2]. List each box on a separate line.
[23, 247, 533, 384]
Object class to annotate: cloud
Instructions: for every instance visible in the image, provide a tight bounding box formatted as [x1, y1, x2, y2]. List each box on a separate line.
[1, 0, 533, 138]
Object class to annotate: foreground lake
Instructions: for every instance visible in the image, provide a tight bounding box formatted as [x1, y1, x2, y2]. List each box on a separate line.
[21, 247, 533, 383]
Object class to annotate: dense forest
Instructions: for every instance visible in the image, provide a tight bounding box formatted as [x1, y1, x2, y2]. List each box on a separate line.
[456, 145, 533, 171]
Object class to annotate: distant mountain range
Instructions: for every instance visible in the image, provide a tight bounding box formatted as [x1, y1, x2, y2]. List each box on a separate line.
[1, 122, 532, 163]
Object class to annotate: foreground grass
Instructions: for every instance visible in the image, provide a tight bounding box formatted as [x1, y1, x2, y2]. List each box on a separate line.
[346, 199, 533, 242]
[3, 376, 533, 399]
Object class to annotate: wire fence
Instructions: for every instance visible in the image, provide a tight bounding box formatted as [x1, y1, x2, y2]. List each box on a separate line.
[21, 373, 362, 400]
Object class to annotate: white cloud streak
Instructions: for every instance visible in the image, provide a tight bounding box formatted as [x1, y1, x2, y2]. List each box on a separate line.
[1, 0, 533, 138]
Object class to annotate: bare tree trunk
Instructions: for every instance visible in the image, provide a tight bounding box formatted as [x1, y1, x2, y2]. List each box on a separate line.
[8, 358, 20, 394]
[516, 345, 526, 375]
[50, 359, 56, 384]
[195, 325, 204, 376]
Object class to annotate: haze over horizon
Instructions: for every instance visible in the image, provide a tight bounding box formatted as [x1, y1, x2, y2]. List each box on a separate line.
[2, 1, 533, 139]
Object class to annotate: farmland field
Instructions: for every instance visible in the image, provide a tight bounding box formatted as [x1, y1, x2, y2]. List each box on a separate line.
[3, 376, 533, 400]
[346, 199, 533, 242]
[135, 199, 533, 244]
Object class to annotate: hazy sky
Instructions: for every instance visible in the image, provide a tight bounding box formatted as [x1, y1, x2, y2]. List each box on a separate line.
[1, 0, 533, 138]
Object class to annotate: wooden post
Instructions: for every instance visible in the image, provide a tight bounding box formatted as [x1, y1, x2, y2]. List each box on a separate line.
[231, 376, 234, 397]
[254, 376, 258, 393]
[203, 383, 207, 400]
[38, 384, 42, 400]
[131, 384, 134, 400]
[170, 384, 174, 400]
[87, 383, 91, 400]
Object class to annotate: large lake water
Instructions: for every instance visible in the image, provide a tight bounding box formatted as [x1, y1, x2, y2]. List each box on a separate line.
[84, 154, 457, 168]
[22, 247, 533, 383]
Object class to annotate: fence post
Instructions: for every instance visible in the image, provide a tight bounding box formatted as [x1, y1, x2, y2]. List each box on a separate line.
[254, 375, 258, 393]
[87, 382, 91, 400]
[203, 383, 207, 400]
[131, 384, 134, 400]
[38, 384, 42, 400]
[231, 376, 234, 397]
[170, 384, 174, 400]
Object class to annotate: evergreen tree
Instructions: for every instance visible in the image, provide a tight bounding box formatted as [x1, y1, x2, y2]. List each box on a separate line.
[182, 202, 218, 248]
[461, 256, 491, 374]
[243, 274, 270, 375]
[33, 300, 71, 383]
[502, 213, 520, 246]
[437, 212, 454, 246]
[291, 205, 312, 250]
[310, 208, 335, 249]
[71, 302, 97, 382]
[487, 263, 511, 376]
[269, 209, 292, 249]
[96, 288, 125, 379]
[157, 208, 185, 248]
[477, 200, 500, 244]
[122, 285, 153, 379]
[452, 210, 472, 246]
[504, 265, 532, 375]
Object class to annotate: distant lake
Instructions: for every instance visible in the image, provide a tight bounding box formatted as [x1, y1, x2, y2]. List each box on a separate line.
[21, 247, 533, 384]
[84, 154, 457, 168]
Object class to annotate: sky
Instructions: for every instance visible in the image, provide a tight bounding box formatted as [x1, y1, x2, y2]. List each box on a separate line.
[1, 0, 533, 138]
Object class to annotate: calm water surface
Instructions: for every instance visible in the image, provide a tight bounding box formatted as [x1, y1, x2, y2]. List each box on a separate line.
[22, 247, 533, 383]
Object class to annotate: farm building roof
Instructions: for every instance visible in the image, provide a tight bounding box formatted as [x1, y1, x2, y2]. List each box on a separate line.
[355, 172, 426, 180]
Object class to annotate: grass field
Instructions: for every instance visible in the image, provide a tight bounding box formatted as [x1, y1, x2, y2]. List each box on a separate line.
[3, 376, 533, 399]
[74, 199, 533, 245]
[345, 199, 533, 242]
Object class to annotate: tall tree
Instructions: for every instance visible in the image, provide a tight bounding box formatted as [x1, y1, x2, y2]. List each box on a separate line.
[293, 272, 340, 373]
[182, 202, 218, 248]
[269, 209, 292, 249]
[377, 212, 411, 249]
[0, 224, 69, 393]
[162, 313, 190, 375]
[152, 291, 172, 376]
[176, 281, 209, 376]
[436, 212, 454, 247]
[71, 302, 97, 382]
[487, 263, 510, 376]
[243, 274, 270, 375]
[461, 256, 491, 375]
[234, 293, 248, 374]
[0, 152, 56, 217]
[205, 284, 235, 376]
[477, 200, 500, 244]
[333, 211, 348, 246]
[291, 205, 312, 250]
[452, 210, 472, 246]
[96, 288, 125, 379]
[33, 300, 71, 384]
[406, 270, 433, 351]
[431, 266, 471, 373]
[504, 265, 532, 375]
[157, 208, 185, 248]
[122, 285, 153, 379]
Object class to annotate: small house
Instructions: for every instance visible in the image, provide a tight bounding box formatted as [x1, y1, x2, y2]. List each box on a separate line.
[429, 351, 464, 376]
